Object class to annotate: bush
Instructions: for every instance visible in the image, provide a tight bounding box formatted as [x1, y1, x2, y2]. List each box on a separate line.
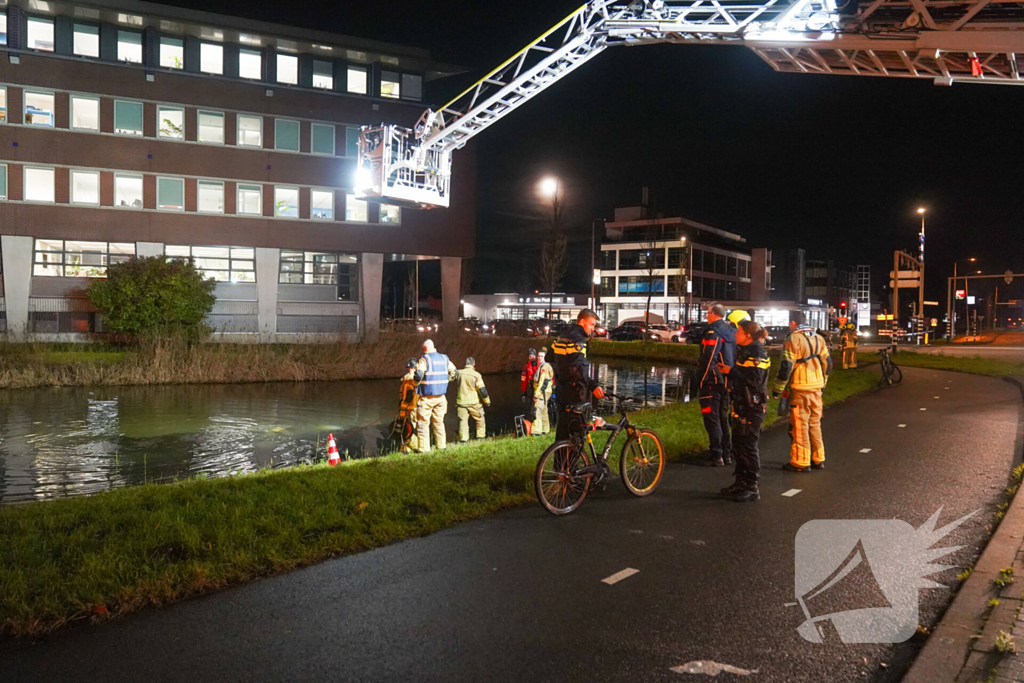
[88, 257, 216, 341]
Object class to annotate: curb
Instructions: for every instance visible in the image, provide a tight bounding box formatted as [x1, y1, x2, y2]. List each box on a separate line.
[902, 376, 1024, 683]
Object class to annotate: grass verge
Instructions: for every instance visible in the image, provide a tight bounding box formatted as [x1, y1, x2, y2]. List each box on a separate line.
[589, 339, 700, 363]
[0, 364, 877, 637]
[860, 350, 1024, 379]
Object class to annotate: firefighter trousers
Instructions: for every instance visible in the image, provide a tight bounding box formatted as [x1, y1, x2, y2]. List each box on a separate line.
[700, 384, 732, 461]
[416, 395, 448, 452]
[842, 347, 857, 369]
[789, 388, 825, 468]
[533, 395, 551, 435]
[730, 411, 765, 484]
[458, 403, 486, 441]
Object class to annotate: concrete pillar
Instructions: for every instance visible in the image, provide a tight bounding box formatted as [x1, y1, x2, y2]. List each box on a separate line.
[441, 256, 462, 332]
[135, 242, 164, 258]
[361, 253, 383, 341]
[255, 248, 280, 342]
[2, 236, 33, 339]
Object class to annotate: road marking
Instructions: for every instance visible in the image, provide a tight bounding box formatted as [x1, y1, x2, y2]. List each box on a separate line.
[782, 489, 802, 497]
[920, 408, 927, 411]
[945, 387, 950, 390]
[602, 568, 639, 585]
[934, 396, 940, 399]
[859, 448, 872, 453]
[898, 424, 907, 428]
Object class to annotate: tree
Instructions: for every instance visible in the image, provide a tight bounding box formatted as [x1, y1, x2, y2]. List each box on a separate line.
[670, 261, 689, 327]
[539, 231, 568, 319]
[639, 237, 662, 327]
[88, 256, 216, 341]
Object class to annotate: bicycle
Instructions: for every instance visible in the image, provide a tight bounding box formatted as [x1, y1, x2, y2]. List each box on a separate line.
[534, 394, 665, 516]
[879, 346, 903, 386]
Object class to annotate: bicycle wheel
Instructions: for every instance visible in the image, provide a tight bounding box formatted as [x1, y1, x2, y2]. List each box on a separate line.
[620, 428, 665, 497]
[889, 363, 903, 385]
[535, 440, 592, 516]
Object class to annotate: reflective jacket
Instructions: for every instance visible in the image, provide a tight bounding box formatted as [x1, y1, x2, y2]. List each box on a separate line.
[415, 352, 457, 397]
[533, 362, 554, 400]
[774, 326, 833, 393]
[729, 342, 770, 417]
[521, 359, 539, 394]
[456, 366, 490, 407]
[399, 369, 419, 419]
[696, 319, 736, 391]
[552, 324, 598, 406]
[841, 329, 859, 349]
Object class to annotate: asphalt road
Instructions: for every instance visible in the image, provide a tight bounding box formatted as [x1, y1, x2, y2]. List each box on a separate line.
[2, 367, 1021, 683]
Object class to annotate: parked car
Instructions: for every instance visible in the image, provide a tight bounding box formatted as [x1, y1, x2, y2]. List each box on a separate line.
[684, 322, 709, 344]
[609, 325, 655, 342]
[765, 326, 790, 344]
[592, 323, 608, 338]
[647, 324, 679, 343]
[459, 318, 484, 334]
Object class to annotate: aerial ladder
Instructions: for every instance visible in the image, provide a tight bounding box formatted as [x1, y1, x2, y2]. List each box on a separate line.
[356, 0, 1024, 209]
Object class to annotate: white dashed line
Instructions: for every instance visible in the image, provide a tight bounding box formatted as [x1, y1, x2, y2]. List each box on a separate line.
[602, 568, 639, 585]
[944, 387, 950, 390]
[920, 408, 927, 411]
[934, 396, 940, 399]
[859, 448, 872, 453]
[782, 489, 802, 497]
[898, 424, 907, 428]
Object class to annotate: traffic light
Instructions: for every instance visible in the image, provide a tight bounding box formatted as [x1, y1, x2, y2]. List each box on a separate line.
[840, 301, 847, 309]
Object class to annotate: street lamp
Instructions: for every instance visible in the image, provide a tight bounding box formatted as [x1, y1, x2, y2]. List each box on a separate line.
[539, 176, 559, 198]
[916, 207, 926, 265]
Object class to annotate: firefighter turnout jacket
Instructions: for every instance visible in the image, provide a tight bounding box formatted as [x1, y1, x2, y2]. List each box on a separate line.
[533, 361, 554, 400]
[730, 342, 771, 419]
[457, 366, 491, 407]
[773, 326, 833, 394]
[399, 369, 419, 419]
[552, 324, 598, 406]
[696, 319, 736, 390]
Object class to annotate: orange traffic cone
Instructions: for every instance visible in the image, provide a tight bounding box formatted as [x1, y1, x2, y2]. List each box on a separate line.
[327, 433, 340, 466]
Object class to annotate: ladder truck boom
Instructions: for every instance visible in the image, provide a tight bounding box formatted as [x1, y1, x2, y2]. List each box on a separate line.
[356, 0, 1024, 210]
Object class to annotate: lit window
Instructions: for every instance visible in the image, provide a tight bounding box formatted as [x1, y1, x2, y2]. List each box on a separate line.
[114, 174, 143, 208]
[160, 37, 184, 69]
[73, 24, 99, 57]
[70, 170, 100, 205]
[277, 53, 298, 85]
[69, 95, 98, 131]
[157, 177, 184, 211]
[24, 167, 55, 203]
[237, 184, 262, 215]
[114, 100, 143, 136]
[24, 91, 54, 127]
[311, 123, 335, 156]
[33, 241, 134, 278]
[311, 190, 333, 220]
[401, 74, 423, 101]
[197, 180, 223, 213]
[166, 245, 255, 282]
[117, 30, 142, 63]
[237, 114, 262, 147]
[381, 71, 400, 99]
[0, 87, 5, 124]
[347, 65, 368, 94]
[0, 13, 6, 46]
[345, 127, 360, 157]
[279, 251, 357, 298]
[380, 205, 401, 224]
[157, 105, 184, 139]
[274, 118, 299, 152]
[200, 43, 223, 75]
[197, 110, 224, 144]
[239, 49, 261, 80]
[33, 239, 63, 276]
[313, 60, 333, 89]
[0, 164, 6, 199]
[345, 194, 368, 222]
[27, 17, 54, 51]
[274, 187, 298, 217]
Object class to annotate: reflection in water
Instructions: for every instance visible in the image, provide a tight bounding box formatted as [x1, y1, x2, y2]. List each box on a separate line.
[0, 358, 693, 504]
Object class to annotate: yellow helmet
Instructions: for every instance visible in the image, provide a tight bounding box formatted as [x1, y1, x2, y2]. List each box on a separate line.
[727, 309, 751, 326]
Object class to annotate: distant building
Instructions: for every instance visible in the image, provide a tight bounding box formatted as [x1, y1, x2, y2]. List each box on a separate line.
[806, 259, 858, 326]
[856, 265, 875, 330]
[462, 293, 590, 322]
[751, 247, 806, 304]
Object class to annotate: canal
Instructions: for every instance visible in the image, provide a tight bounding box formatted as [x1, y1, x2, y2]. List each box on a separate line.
[0, 358, 695, 504]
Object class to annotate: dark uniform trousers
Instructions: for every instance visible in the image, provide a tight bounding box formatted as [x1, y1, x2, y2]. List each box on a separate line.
[700, 384, 732, 461]
[730, 410, 765, 483]
[555, 402, 587, 442]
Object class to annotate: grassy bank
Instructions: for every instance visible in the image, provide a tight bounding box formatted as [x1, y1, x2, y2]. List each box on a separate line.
[589, 339, 700, 363]
[860, 350, 1024, 379]
[0, 365, 877, 637]
[0, 334, 536, 390]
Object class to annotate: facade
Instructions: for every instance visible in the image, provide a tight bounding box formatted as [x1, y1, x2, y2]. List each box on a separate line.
[751, 247, 806, 304]
[0, 0, 474, 340]
[856, 264, 873, 330]
[805, 259, 858, 326]
[462, 293, 590, 322]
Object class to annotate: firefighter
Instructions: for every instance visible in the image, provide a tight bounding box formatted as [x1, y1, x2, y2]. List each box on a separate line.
[727, 308, 751, 329]
[773, 311, 833, 472]
[520, 348, 539, 404]
[552, 309, 606, 443]
[397, 358, 420, 453]
[717, 320, 771, 502]
[532, 347, 554, 435]
[413, 339, 458, 452]
[456, 357, 491, 442]
[695, 304, 736, 467]
[840, 323, 859, 369]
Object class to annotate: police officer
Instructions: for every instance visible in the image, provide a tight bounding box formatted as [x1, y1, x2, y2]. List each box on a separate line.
[532, 347, 554, 435]
[696, 304, 736, 467]
[552, 309, 606, 443]
[840, 323, 859, 369]
[718, 320, 771, 502]
[521, 348, 539, 404]
[456, 357, 491, 442]
[413, 339, 458, 452]
[773, 311, 833, 471]
[397, 358, 420, 453]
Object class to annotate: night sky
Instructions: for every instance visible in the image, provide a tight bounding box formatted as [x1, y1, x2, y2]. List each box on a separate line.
[162, 0, 1024, 308]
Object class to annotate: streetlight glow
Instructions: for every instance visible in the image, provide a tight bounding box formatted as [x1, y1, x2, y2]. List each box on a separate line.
[917, 207, 926, 215]
[540, 177, 559, 197]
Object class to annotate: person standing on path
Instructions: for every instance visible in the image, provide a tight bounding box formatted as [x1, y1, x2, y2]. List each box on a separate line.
[773, 311, 833, 472]
[397, 358, 421, 453]
[840, 323, 859, 369]
[532, 348, 554, 436]
[414, 339, 458, 452]
[717, 320, 771, 502]
[521, 348, 539, 406]
[456, 357, 491, 442]
[552, 310, 606, 443]
[695, 304, 737, 467]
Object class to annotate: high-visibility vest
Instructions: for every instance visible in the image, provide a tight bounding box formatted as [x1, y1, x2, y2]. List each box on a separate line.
[417, 352, 451, 396]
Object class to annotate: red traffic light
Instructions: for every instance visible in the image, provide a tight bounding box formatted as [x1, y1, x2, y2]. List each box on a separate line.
[840, 301, 847, 308]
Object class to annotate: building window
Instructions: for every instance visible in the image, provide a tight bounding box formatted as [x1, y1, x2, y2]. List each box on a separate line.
[73, 24, 99, 57]
[24, 167, 55, 203]
[118, 30, 142, 63]
[237, 183, 262, 215]
[274, 186, 298, 217]
[345, 194, 368, 222]
[70, 95, 99, 131]
[197, 110, 224, 144]
[347, 65, 368, 94]
[114, 100, 143, 136]
[401, 73, 423, 101]
[237, 114, 262, 147]
[0, 87, 5, 123]
[381, 71, 400, 98]
[600, 250, 617, 270]
[27, 17, 54, 51]
[274, 118, 299, 152]
[160, 37, 184, 69]
[70, 170, 100, 205]
[238, 48, 261, 80]
[0, 12, 6, 46]
[114, 174, 143, 208]
[197, 180, 224, 213]
[310, 189, 333, 220]
[157, 105, 184, 139]
[667, 247, 687, 269]
[200, 42, 223, 75]
[310, 123, 335, 155]
[157, 177, 184, 211]
[380, 204, 401, 224]
[34, 240, 135, 278]
[24, 91, 54, 127]
[166, 245, 255, 283]
[0, 164, 7, 199]
[277, 53, 298, 85]
[279, 251, 358, 299]
[345, 126, 359, 157]
[313, 60, 333, 89]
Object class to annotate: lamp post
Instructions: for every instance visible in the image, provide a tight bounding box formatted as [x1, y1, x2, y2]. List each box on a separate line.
[948, 257, 977, 340]
[539, 176, 561, 319]
[591, 218, 604, 313]
[916, 207, 926, 265]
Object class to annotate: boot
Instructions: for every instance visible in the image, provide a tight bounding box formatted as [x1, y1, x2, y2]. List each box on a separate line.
[701, 458, 726, 467]
[733, 484, 760, 502]
[783, 463, 810, 472]
[723, 456, 734, 466]
[720, 480, 745, 495]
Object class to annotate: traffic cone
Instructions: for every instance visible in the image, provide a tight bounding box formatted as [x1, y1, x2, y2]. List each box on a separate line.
[327, 433, 340, 466]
